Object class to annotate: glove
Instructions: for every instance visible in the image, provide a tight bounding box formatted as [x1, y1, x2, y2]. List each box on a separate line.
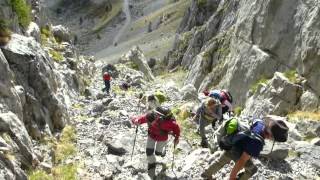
[130, 116, 140, 125]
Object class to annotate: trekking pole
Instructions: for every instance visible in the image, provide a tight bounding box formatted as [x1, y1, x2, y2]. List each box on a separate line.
[171, 142, 177, 176]
[130, 98, 142, 161]
[130, 125, 139, 161]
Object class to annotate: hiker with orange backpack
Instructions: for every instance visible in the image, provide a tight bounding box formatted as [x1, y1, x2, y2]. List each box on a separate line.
[131, 106, 180, 179]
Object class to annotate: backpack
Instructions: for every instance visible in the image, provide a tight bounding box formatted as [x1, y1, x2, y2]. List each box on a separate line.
[146, 107, 174, 135]
[218, 118, 264, 151]
[221, 89, 233, 103]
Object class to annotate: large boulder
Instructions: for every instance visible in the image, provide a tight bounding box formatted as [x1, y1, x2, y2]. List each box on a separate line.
[26, 22, 40, 42]
[51, 25, 71, 43]
[242, 72, 303, 116]
[299, 90, 319, 112]
[0, 112, 36, 168]
[180, 84, 198, 100]
[120, 46, 155, 81]
[260, 142, 289, 161]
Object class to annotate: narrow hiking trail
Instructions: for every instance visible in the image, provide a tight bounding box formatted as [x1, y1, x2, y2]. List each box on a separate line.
[113, 0, 132, 45]
[72, 64, 197, 179]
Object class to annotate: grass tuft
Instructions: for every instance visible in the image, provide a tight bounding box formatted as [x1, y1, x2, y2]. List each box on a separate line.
[52, 164, 77, 180]
[287, 111, 320, 122]
[284, 70, 298, 83]
[9, 0, 31, 28]
[172, 104, 201, 143]
[49, 49, 64, 62]
[28, 170, 52, 180]
[250, 76, 269, 93]
[234, 106, 243, 116]
[157, 68, 187, 88]
[54, 126, 77, 164]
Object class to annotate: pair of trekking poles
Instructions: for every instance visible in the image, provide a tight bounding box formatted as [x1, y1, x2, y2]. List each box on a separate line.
[130, 102, 177, 174]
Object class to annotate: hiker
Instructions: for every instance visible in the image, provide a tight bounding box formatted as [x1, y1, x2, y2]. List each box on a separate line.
[193, 97, 222, 148]
[201, 115, 289, 180]
[103, 72, 111, 94]
[120, 81, 131, 91]
[131, 107, 180, 179]
[208, 89, 233, 114]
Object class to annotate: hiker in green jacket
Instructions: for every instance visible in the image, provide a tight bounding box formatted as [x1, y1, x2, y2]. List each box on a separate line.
[193, 97, 222, 148]
[201, 115, 289, 180]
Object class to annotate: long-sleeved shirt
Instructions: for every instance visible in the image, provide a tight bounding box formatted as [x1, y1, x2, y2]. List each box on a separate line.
[133, 114, 180, 141]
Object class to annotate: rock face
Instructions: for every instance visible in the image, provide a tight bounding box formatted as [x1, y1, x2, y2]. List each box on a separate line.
[167, 0, 320, 107]
[0, 30, 95, 178]
[2, 34, 68, 131]
[120, 46, 155, 81]
[242, 72, 303, 116]
[26, 22, 41, 42]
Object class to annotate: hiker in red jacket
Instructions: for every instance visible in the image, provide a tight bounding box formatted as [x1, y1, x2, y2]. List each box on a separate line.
[131, 107, 180, 179]
[103, 72, 111, 94]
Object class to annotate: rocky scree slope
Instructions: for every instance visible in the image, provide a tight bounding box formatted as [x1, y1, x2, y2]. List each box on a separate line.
[165, 0, 320, 114]
[72, 47, 319, 180]
[0, 0, 95, 179]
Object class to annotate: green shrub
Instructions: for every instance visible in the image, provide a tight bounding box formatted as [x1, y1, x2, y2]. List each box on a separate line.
[154, 90, 167, 104]
[9, 0, 31, 28]
[54, 126, 77, 164]
[52, 164, 77, 180]
[28, 170, 52, 180]
[234, 106, 243, 116]
[49, 49, 64, 62]
[197, 0, 207, 7]
[284, 70, 298, 83]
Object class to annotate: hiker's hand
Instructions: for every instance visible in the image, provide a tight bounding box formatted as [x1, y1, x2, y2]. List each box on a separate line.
[130, 116, 139, 125]
[174, 137, 179, 146]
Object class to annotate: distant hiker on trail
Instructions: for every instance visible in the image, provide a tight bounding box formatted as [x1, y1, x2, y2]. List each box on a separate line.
[208, 89, 233, 115]
[201, 115, 289, 180]
[131, 107, 180, 179]
[193, 97, 222, 148]
[103, 72, 111, 94]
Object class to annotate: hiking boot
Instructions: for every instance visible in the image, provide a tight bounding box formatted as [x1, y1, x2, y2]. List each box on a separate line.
[201, 139, 209, 148]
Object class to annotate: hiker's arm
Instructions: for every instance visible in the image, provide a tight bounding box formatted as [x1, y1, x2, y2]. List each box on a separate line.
[212, 105, 223, 121]
[229, 152, 250, 180]
[132, 114, 147, 125]
[224, 100, 233, 112]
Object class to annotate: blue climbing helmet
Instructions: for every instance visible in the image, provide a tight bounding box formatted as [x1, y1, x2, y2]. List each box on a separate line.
[209, 90, 221, 100]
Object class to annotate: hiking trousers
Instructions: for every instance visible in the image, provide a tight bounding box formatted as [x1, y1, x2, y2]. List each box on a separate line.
[104, 80, 110, 93]
[198, 116, 216, 142]
[146, 136, 167, 179]
[203, 150, 258, 180]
